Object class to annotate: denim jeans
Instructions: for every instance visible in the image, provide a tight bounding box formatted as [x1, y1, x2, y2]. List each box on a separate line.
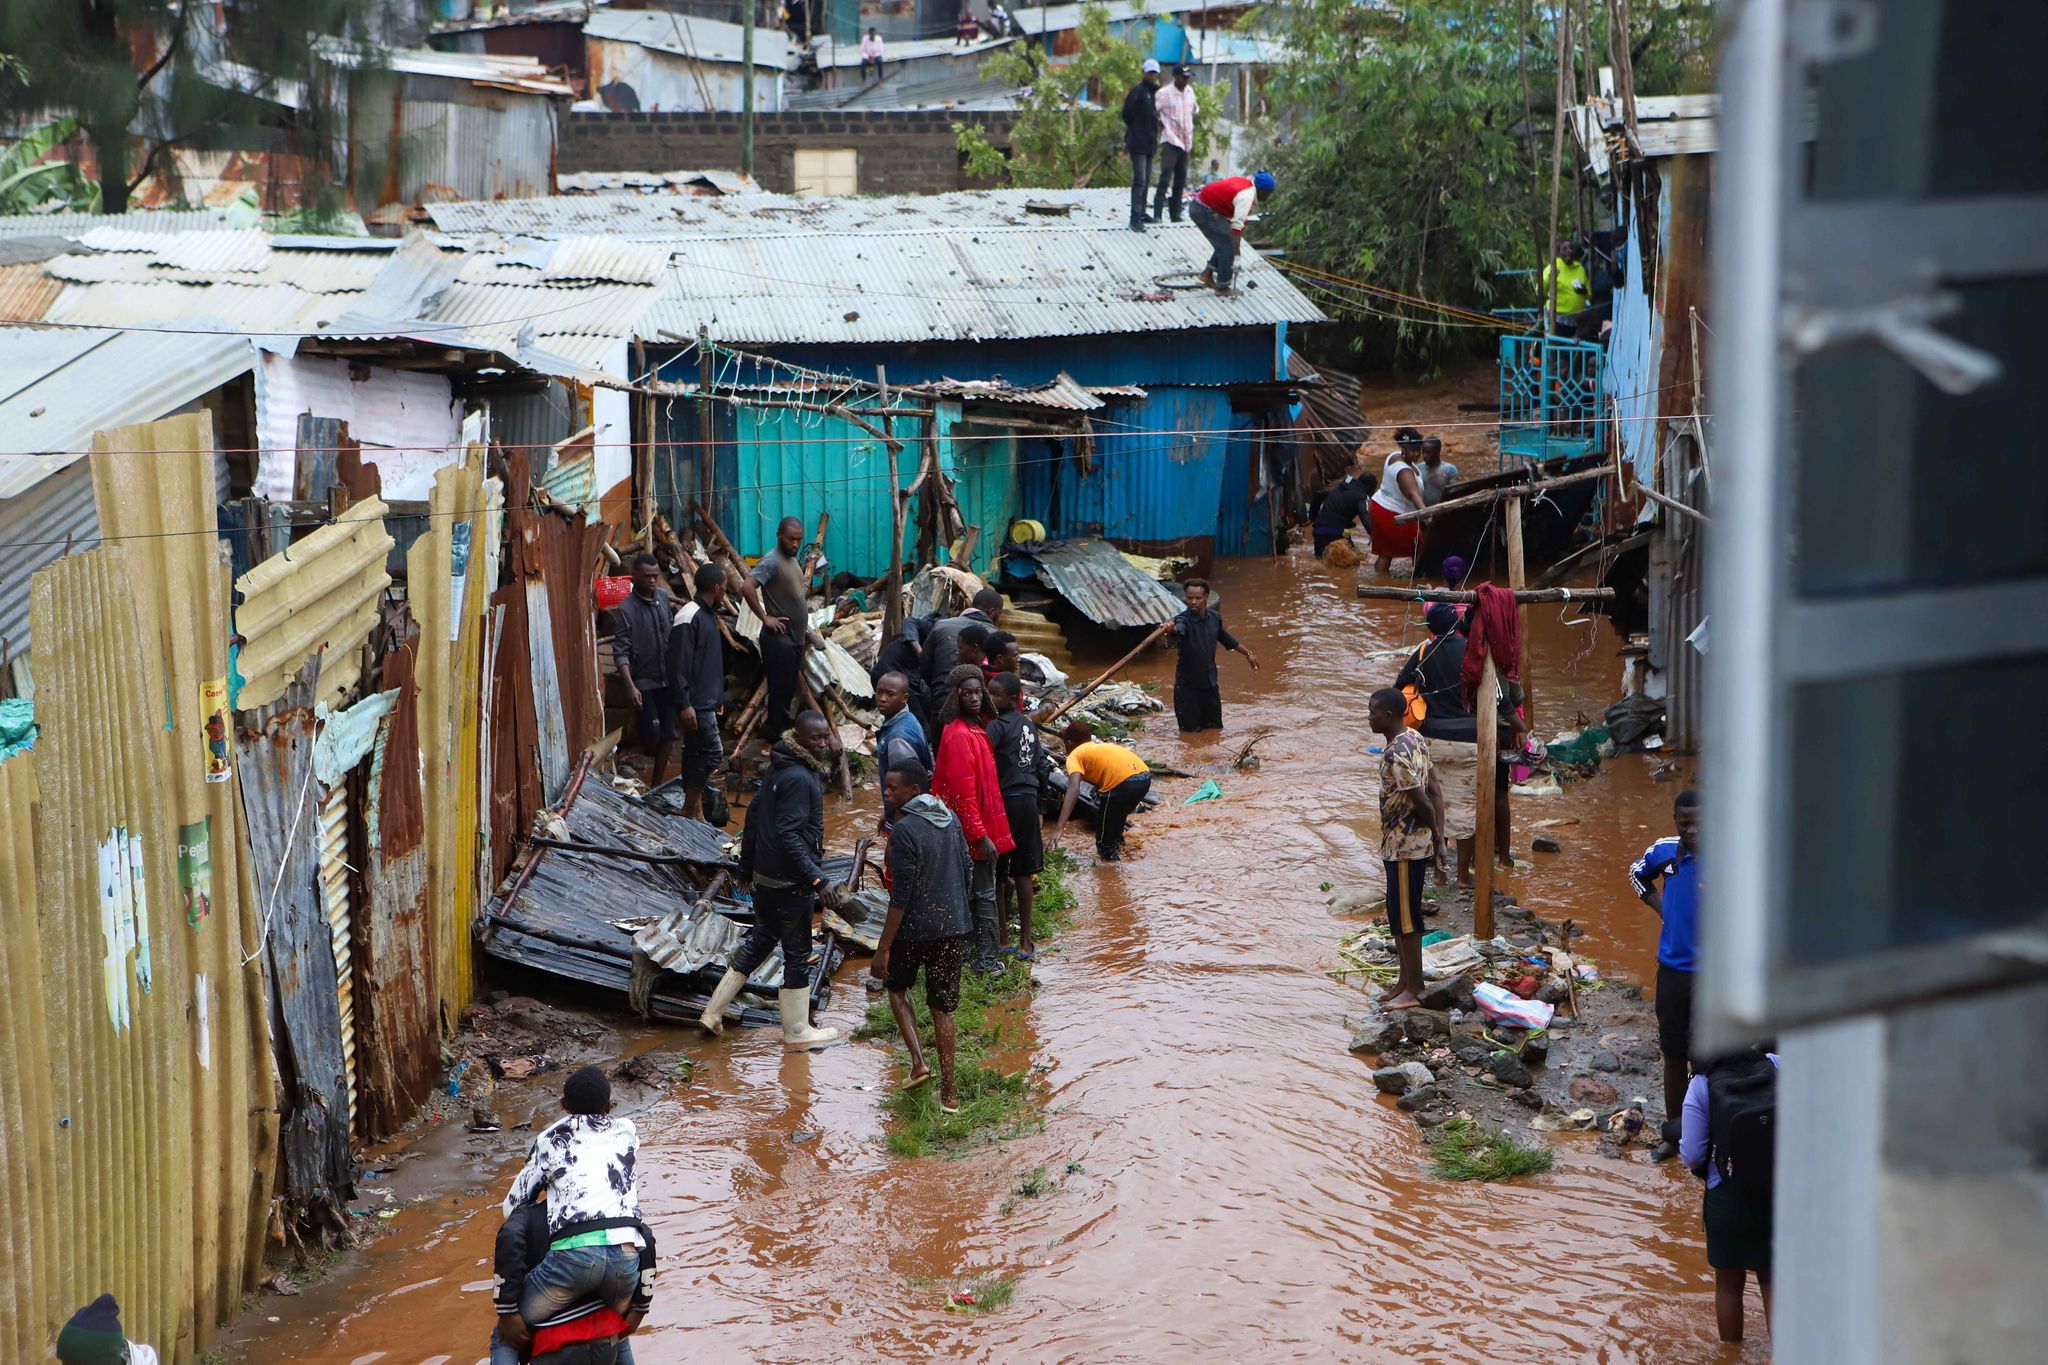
[1189, 201, 1237, 284]
[492, 1327, 639, 1365]
[1128, 152, 1154, 225]
[968, 856, 999, 968]
[520, 1245, 641, 1326]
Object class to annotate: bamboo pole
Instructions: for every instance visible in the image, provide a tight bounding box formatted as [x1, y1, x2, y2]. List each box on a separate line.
[1505, 496, 1533, 730]
[1395, 464, 1610, 523]
[1474, 653, 1501, 941]
[1040, 621, 1173, 727]
[1355, 585, 1614, 603]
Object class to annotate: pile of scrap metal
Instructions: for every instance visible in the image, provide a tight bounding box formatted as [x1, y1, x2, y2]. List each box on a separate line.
[480, 771, 878, 1027]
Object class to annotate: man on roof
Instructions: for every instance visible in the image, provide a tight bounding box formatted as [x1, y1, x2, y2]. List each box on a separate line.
[1190, 170, 1276, 295]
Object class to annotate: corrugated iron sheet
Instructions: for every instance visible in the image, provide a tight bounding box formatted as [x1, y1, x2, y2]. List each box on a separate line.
[1014, 536, 1183, 627]
[75, 225, 272, 271]
[0, 752, 59, 1362]
[88, 414, 278, 1346]
[584, 7, 792, 66]
[539, 238, 675, 286]
[0, 208, 236, 238]
[235, 662, 353, 1226]
[41, 279, 348, 335]
[0, 459, 96, 663]
[319, 784, 357, 1126]
[0, 261, 63, 320]
[729, 402, 914, 580]
[233, 497, 396, 710]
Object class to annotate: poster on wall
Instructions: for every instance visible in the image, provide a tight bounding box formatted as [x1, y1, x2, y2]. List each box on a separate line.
[179, 818, 213, 928]
[201, 676, 232, 783]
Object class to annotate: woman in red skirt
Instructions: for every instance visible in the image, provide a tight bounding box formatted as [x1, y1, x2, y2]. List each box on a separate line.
[1367, 428, 1428, 572]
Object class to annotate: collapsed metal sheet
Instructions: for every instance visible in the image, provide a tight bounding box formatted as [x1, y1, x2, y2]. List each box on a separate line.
[1011, 536, 1183, 628]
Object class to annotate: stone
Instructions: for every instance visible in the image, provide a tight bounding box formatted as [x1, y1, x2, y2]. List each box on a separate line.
[1537, 980, 1572, 1006]
[1403, 1010, 1451, 1044]
[1503, 904, 1536, 921]
[1521, 1032, 1551, 1066]
[1531, 833, 1562, 853]
[468, 1107, 501, 1134]
[1415, 1109, 1453, 1129]
[1418, 974, 1475, 1013]
[1372, 1061, 1436, 1096]
[1487, 1052, 1533, 1088]
[1396, 1084, 1439, 1112]
[1512, 1088, 1543, 1110]
[1452, 1038, 1493, 1066]
[1590, 1050, 1623, 1073]
[1570, 1077, 1619, 1106]
[1348, 1015, 1406, 1054]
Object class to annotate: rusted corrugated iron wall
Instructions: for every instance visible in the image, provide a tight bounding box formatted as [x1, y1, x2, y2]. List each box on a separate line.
[0, 754, 59, 1362]
[488, 576, 543, 888]
[507, 446, 608, 773]
[28, 546, 200, 1356]
[88, 414, 279, 1356]
[235, 660, 353, 1237]
[354, 633, 437, 1139]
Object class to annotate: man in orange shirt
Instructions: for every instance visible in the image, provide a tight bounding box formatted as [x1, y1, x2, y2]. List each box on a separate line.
[1051, 719, 1153, 862]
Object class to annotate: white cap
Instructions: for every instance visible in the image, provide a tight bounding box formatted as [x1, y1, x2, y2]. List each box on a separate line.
[1142, 58, 1161, 73]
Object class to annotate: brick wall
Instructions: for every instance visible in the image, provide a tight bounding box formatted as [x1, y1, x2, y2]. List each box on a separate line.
[559, 110, 1017, 195]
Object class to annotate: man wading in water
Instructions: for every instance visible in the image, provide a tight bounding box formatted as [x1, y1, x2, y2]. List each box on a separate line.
[1168, 577, 1259, 733]
[1369, 687, 1450, 1009]
[872, 759, 974, 1113]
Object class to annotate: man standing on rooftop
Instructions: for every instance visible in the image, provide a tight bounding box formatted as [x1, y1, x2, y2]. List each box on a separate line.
[1122, 59, 1164, 233]
[1152, 65, 1198, 223]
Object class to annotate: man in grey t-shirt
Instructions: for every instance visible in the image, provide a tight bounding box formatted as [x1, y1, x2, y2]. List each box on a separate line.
[749, 516, 825, 739]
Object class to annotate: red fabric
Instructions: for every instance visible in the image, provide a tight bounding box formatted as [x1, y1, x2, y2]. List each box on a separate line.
[932, 718, 1015, 859]
[1195, 176, 1253, 217]
[1367, 499, 1419, 558]
[533, 1306, 630, 1355]
[1461, 581, 1523, 706]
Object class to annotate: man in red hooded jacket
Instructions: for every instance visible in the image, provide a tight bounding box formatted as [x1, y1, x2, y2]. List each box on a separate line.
[930, 664, 1014, 973]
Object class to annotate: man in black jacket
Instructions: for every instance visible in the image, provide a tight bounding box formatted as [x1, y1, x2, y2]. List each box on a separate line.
[491, 1199, 656, 1364]
[872, 759, 975, 1112]
[984, 672, 1048, 961]
[666, 562, 728, 820]
[921, 589, 1004, 686]
[1121, 59, 1163, 231]
[699, 711, 842, 1049]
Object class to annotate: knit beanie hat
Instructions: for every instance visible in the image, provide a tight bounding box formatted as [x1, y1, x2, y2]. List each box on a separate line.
[55, 1293, 127, 1365]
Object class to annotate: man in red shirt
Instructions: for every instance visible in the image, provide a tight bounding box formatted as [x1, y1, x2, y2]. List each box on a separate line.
[1190, 170, 1276, 294]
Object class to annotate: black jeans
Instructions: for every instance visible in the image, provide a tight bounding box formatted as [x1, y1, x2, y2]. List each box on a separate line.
[1096, 773, 1151, 859]
[1128, 152, 1154, 226]
[759, 631, 801, 740]
[733, 882, 815, 989]
[1173, 681, 1222, 733]
[1189, 200, 1237, 284]
[1152, 144, 1189, 219]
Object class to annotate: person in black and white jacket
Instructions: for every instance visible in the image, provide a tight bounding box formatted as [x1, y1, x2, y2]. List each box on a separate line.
[491, 1196, 656, 1364]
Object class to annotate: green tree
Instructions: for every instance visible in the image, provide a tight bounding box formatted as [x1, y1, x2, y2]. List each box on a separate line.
[957, 3, 1151, 189]
[0, 1, 379, 214]
[0, 115, 101, 213]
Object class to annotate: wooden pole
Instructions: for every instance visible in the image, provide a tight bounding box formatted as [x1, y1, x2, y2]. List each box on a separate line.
[879, 365, 905, 645]
[1395, 464, 1610, 523]
[1355, 585, 1613, 604]
[1504, 496, 1533, 730]
[1040, 621, 1173, 727]
[697, 337, 715, 516]
[1473, 653, 1500, 941]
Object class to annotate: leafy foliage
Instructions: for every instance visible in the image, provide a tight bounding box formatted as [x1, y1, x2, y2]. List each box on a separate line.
[958, 3, 1150, 189]
[0, 116, 100, 213]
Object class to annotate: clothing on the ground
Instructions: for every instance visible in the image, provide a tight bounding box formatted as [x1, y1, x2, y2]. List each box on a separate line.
[1385, 857, 1428, 937]
[1172, 606, 1240, 689]
[1129, 150, 1154, 226]
[1152, 143, 1190, 218]
[678, 713, 724, 791]
[612, 588, 673, 691]
[666, 597, 724, 712]
[758, 629, 801, 741]
[1174, 682, 1223, 733]
[1121, 80, 1160, 154]
[1189, 200, 1237, 283]
[1155, 82, 1196, 149]
[1655, 962, 1696, 1064]
[1096, 771, 1150, 858]
[502, 1114, 641, 1234]
[1423, 736, 1477, 841]
[999, 792, 1044, 877]
[1314, 475, 1372, 534]
[985, 707, 1049, 802]
[1064, 740, 1148, 794]
[1370, 453, 1423, 517]
[749, 546, 811, 628]
[1541, 257, 1591, 317]
[876, 708, 933, 773]
[633, 686, 675, 752]
[1420, 459, 1460, 505]
[932, 717, 1015, 860]
[741, 740, 828, 888]
[1195, 176, 1258, 231]
[732, 881, 816, 989]
[885, 793, 974, 942]
[1630, 835, 1699, 971]
[884, 932, 968, 1012]
[1395, 630, 1470, 721]
[1367, 497, 1420, 561]
[496, 1202, 656, 1327]
[1700, 1182, 1773, 1275]
[1377, 729, 1438, 862]
[921, 609, 996, 683]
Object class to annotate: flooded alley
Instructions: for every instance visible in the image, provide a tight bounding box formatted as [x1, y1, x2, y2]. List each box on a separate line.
[223, 546, 1751, 1365]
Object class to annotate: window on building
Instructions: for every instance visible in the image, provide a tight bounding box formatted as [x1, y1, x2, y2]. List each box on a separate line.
[793, 148, 858, 196]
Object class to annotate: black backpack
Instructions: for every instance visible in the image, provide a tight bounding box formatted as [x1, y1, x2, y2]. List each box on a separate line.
[1706, 1055, 1777, 1202]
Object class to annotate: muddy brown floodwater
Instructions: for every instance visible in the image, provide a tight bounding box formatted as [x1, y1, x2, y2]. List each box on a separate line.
[228, 546, 1769, 1365]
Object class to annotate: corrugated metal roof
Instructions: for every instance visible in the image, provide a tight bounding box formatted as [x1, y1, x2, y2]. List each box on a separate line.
[75, 226, 272, 270]
[42, 244, 386, 293]
[786, 67, 1025, 111]
[427, 186, 1140, 237]
[0, 208, 237, 238]
[539, 238, 677, 285]
[431, 0, 590, 32]
[922, 372, 1144, 411]
[0, 328, 255, 485]
[0, 263, 63, 321]
[42, 280, 350, 333]
[367, 46, 577, 96]
[1015, 536, 1182, 627]
[584, 7, 793, 67]
[232, 496, 396, 710]
[814, 29, 1012, 68]
[555, 169, 758, 194]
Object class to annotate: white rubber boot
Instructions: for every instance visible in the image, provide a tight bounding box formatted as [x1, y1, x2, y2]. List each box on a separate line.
[698, 968, 747, 1036]
[779, 988, 840, 1049]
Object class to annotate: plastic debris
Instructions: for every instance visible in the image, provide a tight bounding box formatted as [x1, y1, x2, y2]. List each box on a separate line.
[1473, 981, 1556, 1030]
[1181, 779, 1223, 805]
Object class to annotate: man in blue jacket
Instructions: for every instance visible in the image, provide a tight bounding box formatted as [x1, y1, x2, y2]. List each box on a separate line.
[1630, 788, 1701, 1161]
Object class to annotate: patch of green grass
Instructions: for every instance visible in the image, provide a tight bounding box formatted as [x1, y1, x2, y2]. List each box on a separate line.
[1425, 1117, 1556, 1182]
[1086, 712, 1140, 740]
[1013, 1164, 1053, 1197]
[882, 1061, 1038, 1158]
[943, 1274, 1019, 1313]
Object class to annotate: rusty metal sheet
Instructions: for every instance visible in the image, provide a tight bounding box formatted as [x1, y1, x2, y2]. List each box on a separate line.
[234, 496, 395, 710]
[89, 412, 277, 1349]
[319, 783, 357, 1127]
[489, 580, 544, 888]
[235, 660, 352, 1228]
[1012, 536, 1183, 628]
[354, 635, 438, 1139]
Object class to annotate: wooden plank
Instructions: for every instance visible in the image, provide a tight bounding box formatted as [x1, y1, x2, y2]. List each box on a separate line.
[1505, 497, 1533, 730]
[1394, 464, 1610, 523]
[1474, 653, 1500, 941]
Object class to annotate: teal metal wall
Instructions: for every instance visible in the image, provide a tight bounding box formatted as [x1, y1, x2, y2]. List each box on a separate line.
[730, 403, 916, 579]
[934, 404, 1019, 580]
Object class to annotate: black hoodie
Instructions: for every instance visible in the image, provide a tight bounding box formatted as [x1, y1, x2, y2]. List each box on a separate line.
[741, 739, 830, 888]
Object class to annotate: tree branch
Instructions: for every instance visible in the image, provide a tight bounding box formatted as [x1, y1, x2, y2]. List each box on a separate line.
[134, 17, 185, 92]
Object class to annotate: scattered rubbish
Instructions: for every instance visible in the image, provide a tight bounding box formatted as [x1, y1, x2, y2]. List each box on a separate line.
[1472, 982, 1556, 1031]
[1531, 833, 1562, 853]
[1420, 929, 1453, 947]
[1420, 934, 1484, 979]
[1181, 779, 1223, 805]
[497, 1056, 538, 1080]
[468, 1107, 501, 1133]
[1531, 1109, 1600, 1133]
[791, 1129, 818, 1145]
[1509, 775, 1564, 797]
[445, 1061, 468, 1097]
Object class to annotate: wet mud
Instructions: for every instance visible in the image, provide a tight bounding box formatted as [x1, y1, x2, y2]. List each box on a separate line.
[222, 543, 1765, 1364]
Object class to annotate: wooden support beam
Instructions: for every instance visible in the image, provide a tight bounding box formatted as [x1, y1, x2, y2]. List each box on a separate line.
[1355, 585, 1614, 603]
[1474, 653, 1500, 942]
[1394, 464, 1610, 524]
[1505, 497, 1533, 730]
[879, 365, 905, 646]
